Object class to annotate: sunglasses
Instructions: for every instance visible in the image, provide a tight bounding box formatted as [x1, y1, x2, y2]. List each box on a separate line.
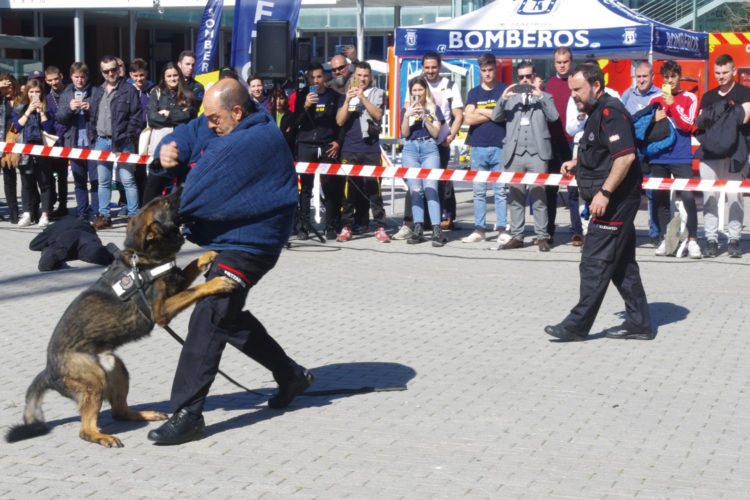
[518, 74, 534, 81]
[331, 64, 348, 72]
[102, 67, 118, 74]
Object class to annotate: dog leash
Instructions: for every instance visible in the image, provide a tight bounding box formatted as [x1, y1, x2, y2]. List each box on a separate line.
[129, 254, 407, 399]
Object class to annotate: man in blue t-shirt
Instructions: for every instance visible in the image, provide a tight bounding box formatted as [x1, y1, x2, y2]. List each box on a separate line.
[461, 53, 509, 247]
[334, 61, 389, 243]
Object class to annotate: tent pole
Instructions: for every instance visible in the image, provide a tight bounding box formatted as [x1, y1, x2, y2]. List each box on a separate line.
[356, 0, 364, 62]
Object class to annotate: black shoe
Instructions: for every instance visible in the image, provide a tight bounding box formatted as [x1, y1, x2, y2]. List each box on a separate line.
[352, 225, 368, 235]
[728, 239, 742, 258]
[538, 239, 551, 252]
[431, 226, 447, 247]
[325, 228, 337, 240]
[52, 207, 69, 219]
[147, 409, 205, 445]
[649, 234, 661, 247]
[544, 323, 586, 342]
[296, 229, 309, 241]
[407, 223, 426, 245]
[269, 367, 314, 409]
[604, 324, 653, 340]
[704, 239, 718, 258]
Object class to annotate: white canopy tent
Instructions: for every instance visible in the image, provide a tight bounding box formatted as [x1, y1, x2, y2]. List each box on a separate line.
[395, 0, 708, 61]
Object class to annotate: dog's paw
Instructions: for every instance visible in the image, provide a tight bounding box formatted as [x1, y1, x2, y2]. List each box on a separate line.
[208, 276, 240, 294]
[197, 250, 220, 271]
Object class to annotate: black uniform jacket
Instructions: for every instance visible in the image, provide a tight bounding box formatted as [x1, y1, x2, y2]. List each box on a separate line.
[577, 93, 642, 203]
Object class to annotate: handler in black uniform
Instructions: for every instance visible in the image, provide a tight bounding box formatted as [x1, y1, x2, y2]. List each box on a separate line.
[545, 63, 652, 342]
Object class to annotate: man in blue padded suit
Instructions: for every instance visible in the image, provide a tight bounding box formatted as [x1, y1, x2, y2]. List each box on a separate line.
[147, 78, 314, 445]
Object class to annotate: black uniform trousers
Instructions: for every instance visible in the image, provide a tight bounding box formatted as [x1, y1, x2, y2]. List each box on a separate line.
[562, 195, 652, 336]
[340, 151, 387, 230]
[49, 157, 69, 212]
[169, 250, 298, 415]
[438, 144, 457, 221]
[297, 143, 340, 232]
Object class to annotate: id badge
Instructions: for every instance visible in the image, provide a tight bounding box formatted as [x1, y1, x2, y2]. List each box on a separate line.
[520, 116, 531, 126]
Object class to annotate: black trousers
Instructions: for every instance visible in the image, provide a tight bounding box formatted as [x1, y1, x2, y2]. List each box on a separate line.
[38, 230, 113, 271]
[143, 173, 175, 206]
[49, 157, 69, 210]
[297, 143, 339, 232]
[340, 151, 386, 230]
[650, 163, 698, 239]
[2, 166, 18, 221]
[169, 250, 298, 415]
[438, 144, 456, 221]
[562, 196, 651, 336]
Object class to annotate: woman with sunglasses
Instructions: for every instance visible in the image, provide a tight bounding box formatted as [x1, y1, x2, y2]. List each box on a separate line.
[400, 76, 447, 246]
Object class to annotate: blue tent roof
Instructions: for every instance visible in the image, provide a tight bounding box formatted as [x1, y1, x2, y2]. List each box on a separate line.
[395, 0, 707, 60]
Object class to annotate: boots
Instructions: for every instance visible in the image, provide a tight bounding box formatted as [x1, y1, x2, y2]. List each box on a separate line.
[407, 223, 426, 244]
[431, 226, 447, 247]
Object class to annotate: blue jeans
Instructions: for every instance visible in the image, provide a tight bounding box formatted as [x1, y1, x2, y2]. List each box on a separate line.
[402, 138, 441, 225]
[96, 137, 138, 217]
[470, 146, 506, 230]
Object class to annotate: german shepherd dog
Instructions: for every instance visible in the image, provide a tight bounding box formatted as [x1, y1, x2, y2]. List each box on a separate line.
[5, 187, 237, 447]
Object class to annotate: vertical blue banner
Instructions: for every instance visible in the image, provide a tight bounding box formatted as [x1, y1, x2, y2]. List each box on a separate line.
[195, 0, 225, 76]
[230, 0, 303, 80]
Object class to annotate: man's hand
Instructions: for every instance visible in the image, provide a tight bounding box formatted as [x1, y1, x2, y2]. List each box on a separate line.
[326, 141, 340, 157]
[346, 86, 363, 100]
[158, 141, 179, 168]
[589, 191, 609, 218]
[305, 91, 319, 109]
[560, 159, 577, 177]
[341, 45, 357, 62]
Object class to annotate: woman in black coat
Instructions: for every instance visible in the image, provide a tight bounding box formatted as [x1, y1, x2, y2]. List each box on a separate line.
[143, 63, 197, 204]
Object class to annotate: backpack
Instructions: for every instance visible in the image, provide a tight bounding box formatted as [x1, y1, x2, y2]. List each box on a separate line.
[632, 102, 676, 159]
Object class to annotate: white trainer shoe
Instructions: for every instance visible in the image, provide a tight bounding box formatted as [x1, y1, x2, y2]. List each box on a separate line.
[17, 212, 32, 227]
[654, 240, 667, 256]
[491, 231, 512, 250]
[687, 240, 702, 259]
[38, 215, 50, 227]
[462, 231, 486, 243]
[393, 225, 413, 240]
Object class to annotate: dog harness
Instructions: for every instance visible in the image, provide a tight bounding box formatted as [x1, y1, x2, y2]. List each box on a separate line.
[101, 258, 176, 302]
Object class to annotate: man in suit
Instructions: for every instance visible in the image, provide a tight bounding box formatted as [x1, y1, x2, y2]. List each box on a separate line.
[491, 61, 559, 251]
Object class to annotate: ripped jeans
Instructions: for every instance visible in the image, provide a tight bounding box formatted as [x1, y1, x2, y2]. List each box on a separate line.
[402, 137, 441, 224]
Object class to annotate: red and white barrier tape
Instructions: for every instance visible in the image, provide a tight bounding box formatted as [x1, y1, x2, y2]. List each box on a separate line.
[3, 141, 750, 193]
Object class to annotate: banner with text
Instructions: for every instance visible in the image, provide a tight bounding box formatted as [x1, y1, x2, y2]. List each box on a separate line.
[195, 0, 225, 76]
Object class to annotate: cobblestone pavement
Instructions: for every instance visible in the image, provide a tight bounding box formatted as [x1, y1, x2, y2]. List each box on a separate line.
[1, 183, 749, 499]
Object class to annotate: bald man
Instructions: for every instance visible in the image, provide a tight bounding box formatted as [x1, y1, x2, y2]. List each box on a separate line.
[148, 79, 314, 445]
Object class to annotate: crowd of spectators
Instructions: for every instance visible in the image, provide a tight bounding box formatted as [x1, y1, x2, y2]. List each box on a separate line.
[1, 46, 748, 258]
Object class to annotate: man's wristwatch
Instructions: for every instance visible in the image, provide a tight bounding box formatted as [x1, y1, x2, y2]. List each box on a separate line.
[598, 188, 612, 199]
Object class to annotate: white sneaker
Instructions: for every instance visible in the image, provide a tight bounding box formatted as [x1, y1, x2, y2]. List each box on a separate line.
[462, 231, 486, 243]
[654, 240, 667, 256]
[393, 225, 412, 240]
[17, 212, 32, 227]
[687, 240, 702, 259]
[491, 231, 512, 250]
[38, 215, 50, 227]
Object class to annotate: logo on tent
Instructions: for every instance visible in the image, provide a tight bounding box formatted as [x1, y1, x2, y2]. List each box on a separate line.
[517, 0, 557, 15]
[406, 30, 417, 47]
[623, 29, 637, 45]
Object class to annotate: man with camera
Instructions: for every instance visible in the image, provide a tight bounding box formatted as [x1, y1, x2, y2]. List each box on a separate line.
[294, 63, 341, 239]
[56, 62, 104, 222]
[335, 61, 389, 243]
[491, 61, 558, 252]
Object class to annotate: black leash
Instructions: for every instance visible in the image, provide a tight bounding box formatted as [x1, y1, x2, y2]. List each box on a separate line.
[128, 254, 407, 399]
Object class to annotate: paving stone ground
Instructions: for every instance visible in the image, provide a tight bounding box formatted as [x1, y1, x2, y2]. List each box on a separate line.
[1, 182, 749, 499]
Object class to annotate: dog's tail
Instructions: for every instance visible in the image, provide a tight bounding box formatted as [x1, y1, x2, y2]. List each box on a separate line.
[5, 370, 52, 443]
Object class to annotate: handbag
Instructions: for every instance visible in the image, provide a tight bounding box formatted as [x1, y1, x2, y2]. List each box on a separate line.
[1, 127, 21, 169]
[42, 131, 59, 147]
[138, 126, 152, 155]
